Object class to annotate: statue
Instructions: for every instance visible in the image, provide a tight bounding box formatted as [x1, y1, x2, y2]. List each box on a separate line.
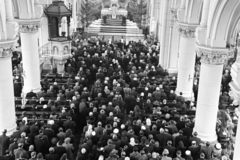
[110, 0, 119, 19]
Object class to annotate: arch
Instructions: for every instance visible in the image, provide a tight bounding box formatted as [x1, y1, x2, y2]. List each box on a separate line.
[0, 1, 6, 40]
[206, 0, 240, 47]
[180, 0, 203, 25]
[12, 0, 19, 18]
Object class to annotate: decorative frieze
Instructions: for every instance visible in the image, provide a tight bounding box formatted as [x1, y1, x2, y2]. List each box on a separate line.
[196, 45, 235, 65]
[17, 19, 41, 33]
[0, 41, 16, 58]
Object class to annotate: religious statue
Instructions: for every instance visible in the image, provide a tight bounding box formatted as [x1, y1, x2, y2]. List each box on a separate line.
[53, 46, 59, 55]
[110, 0, 119, 19]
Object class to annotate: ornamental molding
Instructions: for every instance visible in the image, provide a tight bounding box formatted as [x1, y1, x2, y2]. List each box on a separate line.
[170, 8, 178, 21]
[178, 24, 196, 38]
[0, 39, 18, 58]
[196, 44, 235, 65]
[16, 19, 41, 33]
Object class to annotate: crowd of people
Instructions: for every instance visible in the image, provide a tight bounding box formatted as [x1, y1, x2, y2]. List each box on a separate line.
[0, 37, 237, 160]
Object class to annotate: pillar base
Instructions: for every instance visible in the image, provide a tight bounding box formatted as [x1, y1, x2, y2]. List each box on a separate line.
[23, 86, 41, 94]
[0, 123, 17, 137]
[193, 128, 218, 143]
[175, 90, 195, 101]
[57, 64, 65, 74]
[168, 67, 178, 76]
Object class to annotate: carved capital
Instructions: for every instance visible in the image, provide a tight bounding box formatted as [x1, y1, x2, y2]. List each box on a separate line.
[16, 19, 41, 33]
[0, 40, 17, 58]
[196, 45, 235, 65]
[178, 25, 196, 38]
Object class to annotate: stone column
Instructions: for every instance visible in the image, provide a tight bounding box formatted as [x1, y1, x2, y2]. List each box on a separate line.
[194, 46, 234, 142]
[0, 41, 17, 135]
[233, 118, 240, 160]
[159, 0, 170, 68]
[72, 0, 77, 31]
[175, 25, 196, 99]
[17, 19, 42, 93]
[40, 16, 49, 46]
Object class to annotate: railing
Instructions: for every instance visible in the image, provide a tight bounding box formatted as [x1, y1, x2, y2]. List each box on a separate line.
[39, 42, 51, 58]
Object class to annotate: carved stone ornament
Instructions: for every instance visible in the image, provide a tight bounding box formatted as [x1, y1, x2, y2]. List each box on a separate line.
[17, 19, 41, 33]
[0, 42, 16, 58]
[178, 26, 196, 38]
[170, 8, 178, 21]
[196, 46, 235, 65]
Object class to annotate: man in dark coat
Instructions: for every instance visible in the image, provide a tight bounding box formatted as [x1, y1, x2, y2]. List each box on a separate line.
[45, 147, 59, 160]
[34, 135, 49, 156]
[8, 138, 18, 156]
[175, 130, 187, 147]
[26, 90, 37, 98]
[155, 128, 172, 147]
[14, 143, 28, 159]
[0, 130, 10, 156]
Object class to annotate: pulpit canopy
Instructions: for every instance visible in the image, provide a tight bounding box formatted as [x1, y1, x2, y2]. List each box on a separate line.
[45, 1, 71, 17]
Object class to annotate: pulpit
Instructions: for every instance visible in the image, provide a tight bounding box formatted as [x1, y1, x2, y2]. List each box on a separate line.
[44, 1, 72, 74]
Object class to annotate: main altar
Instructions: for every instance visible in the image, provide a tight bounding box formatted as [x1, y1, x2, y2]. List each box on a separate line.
[83, 0, 144, 41]
[101, 0, 128, 19]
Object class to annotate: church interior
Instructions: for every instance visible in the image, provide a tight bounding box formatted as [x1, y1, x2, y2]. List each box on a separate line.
[0, 0, 240, 160]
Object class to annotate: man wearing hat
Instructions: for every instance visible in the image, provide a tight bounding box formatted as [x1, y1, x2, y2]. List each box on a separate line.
[0, 129, 10, 156]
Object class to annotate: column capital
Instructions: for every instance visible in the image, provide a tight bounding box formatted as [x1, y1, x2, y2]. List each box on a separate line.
[16, 19, 41, 33]
[178, 23, 198, 38]
[0, 38, 18, 58]
[196, 44, 235, 65]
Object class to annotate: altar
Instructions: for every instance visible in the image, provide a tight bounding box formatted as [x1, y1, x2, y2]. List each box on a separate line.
[101, 0, 128, 19]
[101, 8, 128, 19]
